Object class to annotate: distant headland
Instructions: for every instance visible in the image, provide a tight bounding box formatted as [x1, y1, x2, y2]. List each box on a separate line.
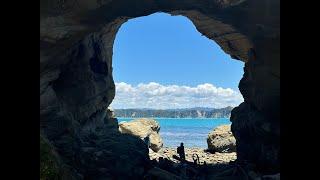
[114, 106, 233, 118]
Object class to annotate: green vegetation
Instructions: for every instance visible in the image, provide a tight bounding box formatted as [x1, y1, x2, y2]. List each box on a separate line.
[40, 135, 60, 180]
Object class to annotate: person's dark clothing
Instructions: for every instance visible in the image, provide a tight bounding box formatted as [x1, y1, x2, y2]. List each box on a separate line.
[177, 144, 185, 160]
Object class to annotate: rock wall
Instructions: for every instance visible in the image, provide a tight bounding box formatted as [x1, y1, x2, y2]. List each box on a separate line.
[40, 20, 151, 179]
[40, 0, 280, 178]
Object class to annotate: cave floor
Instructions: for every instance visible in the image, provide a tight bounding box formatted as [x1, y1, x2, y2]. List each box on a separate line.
[147, 148, 280, 180]
[150, 147, 237, 165]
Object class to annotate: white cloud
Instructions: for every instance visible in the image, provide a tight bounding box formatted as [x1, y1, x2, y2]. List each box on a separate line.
[110, 82, 244, 109]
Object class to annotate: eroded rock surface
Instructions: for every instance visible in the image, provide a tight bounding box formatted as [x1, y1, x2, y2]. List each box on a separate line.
[119, 118, 163, 152]
[40, 29, 151, 179]
[207, 125, 236, 153]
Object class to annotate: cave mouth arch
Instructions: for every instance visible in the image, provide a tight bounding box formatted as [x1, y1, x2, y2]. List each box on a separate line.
[110, 12, 245, 109]
[110, 12, 245, 150]
[40, 1, 280, 178]
[105, 9, 254, 111]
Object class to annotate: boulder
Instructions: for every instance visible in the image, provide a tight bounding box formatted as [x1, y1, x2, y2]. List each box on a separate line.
[79, 130, 150, 179]
[207, 125, 236, 153]
[119, 118, 163, 152]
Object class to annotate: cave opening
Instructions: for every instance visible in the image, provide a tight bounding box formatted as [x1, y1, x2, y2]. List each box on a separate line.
[40, 1, 280, 178]
[109, 12, 245, 163]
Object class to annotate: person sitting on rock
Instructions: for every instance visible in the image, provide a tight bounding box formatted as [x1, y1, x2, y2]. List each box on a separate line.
[177, 142, 186, 160]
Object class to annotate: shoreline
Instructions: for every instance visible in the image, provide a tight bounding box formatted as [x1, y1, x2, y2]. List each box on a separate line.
[117, 117, 231, 119]
[149, 147, 237, 165]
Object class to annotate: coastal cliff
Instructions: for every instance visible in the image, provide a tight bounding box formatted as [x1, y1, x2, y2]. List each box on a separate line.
[114, 107, 233, 118]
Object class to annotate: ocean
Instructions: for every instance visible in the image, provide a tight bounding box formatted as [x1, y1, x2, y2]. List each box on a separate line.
[117, 118, 231, 148]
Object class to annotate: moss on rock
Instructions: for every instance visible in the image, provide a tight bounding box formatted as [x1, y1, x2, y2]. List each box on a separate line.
[40, 134, 60, 180]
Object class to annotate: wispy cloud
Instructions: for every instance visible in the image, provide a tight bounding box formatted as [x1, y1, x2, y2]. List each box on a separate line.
[110, 82, 243, 109]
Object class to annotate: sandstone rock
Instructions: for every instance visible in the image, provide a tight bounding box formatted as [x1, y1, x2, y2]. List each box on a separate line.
[207, 125, 236, 153]
[119, 118, 163, 152]
[149, 132, 163, 152]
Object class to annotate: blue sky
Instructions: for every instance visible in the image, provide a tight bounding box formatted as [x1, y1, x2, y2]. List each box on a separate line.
[110, 13, 244, 109]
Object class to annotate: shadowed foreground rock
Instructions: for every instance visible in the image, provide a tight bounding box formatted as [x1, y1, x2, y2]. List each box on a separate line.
[119, 118, 163, 152]
[207, 125, 236, 153]
[147, 149, 279, 180]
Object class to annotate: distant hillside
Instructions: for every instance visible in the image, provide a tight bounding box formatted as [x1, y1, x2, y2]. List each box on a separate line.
[114, 106, 233, 118]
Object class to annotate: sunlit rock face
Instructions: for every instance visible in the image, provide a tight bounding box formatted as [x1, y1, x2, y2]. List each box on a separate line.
[40, 0, 279, 178]
[207, 125, 236, 153]
[119, 118, 163, 152]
